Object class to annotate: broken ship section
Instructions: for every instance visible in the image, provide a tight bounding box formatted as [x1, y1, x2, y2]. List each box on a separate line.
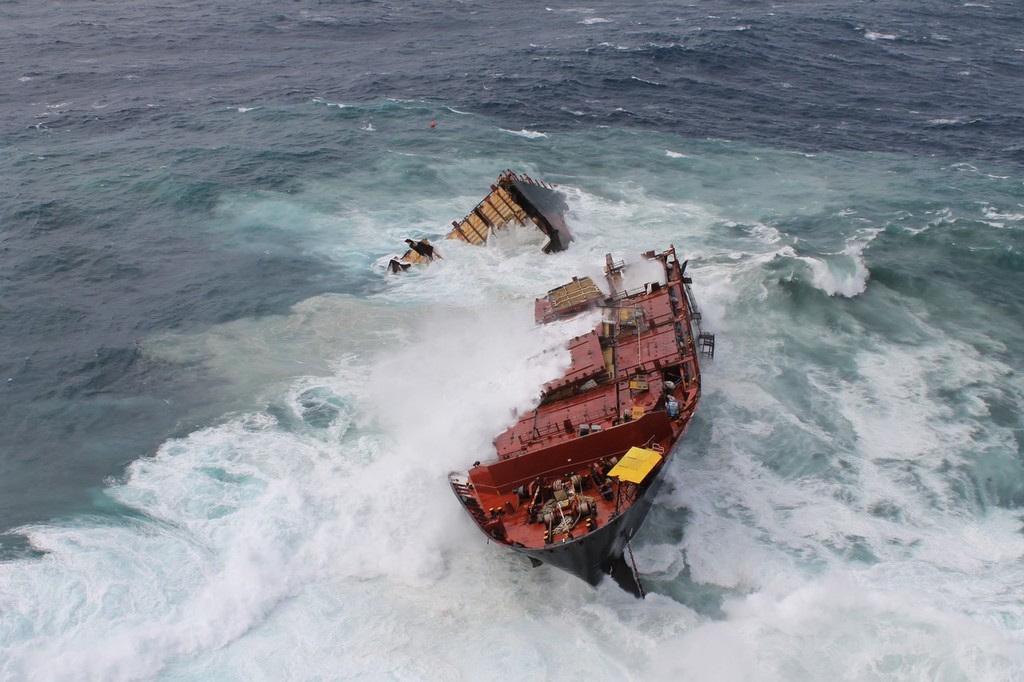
[449, 246, 713, 594]
[392, 170, 573, 268]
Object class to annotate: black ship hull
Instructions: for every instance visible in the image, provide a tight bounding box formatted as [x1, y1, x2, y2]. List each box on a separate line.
[448, 243, 709, 598]
[510, 468, 668, 595]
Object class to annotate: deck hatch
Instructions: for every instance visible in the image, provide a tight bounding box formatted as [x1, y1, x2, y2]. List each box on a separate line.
[608, 446, 663, 484]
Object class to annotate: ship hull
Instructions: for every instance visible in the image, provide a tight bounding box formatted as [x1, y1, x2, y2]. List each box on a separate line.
[449, 243, 710, 596]
[513, 471, 666, 589]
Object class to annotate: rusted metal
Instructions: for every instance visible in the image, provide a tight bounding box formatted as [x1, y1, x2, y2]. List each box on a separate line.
[388, 171, 573, 270]
[448, 246, 712, 595]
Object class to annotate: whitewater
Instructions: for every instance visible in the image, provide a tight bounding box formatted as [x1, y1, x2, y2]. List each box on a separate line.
[3, 119, 1023, 679]
[3, 0, 1024, 679]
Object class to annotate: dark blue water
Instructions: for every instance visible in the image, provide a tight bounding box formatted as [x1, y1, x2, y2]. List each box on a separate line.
[2, 1, 1024, 678]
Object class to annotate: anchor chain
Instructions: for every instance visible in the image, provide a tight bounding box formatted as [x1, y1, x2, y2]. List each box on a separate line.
[626, 542, 646, 599]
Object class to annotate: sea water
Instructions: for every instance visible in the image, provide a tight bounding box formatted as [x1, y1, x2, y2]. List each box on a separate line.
[2, 1, 1023, 680]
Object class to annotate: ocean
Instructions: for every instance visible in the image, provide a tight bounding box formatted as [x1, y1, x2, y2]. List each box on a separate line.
[2, 0, 1023, 679]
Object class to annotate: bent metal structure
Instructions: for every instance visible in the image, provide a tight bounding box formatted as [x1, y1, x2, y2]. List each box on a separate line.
[393, 170, 573, 268]
[449, 246, 714, 596]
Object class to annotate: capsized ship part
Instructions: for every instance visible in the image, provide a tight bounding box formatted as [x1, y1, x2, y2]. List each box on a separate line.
[389, 170, 572, 270]
[449, 246, 714, 596]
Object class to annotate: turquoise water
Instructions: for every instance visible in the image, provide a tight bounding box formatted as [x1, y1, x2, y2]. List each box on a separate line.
[4, 0, 1024, 677]
[4, 107, 1024, 678]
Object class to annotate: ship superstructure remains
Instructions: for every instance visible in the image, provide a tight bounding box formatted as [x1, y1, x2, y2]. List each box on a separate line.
[389, 170, 572, 271]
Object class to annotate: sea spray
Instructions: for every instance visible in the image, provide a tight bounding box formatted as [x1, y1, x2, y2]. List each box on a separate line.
[2, 96, 1023, 679]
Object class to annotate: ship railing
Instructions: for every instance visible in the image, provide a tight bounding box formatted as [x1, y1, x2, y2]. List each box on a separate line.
[676, 265, 716, 359]
[470, 445, 640, 496]
[528, 420, 569, 440]
[473, 412, 676, 495]
[499, 169, 557, 190]
[608, 285, 650, 302]
[525, 415, 611, 442]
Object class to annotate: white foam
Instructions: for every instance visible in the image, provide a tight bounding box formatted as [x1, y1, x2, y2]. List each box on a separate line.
[650, 571, 1024, 680]
[0, 286, 599, 679]
[631, 76, 663, 86]
[787, 227, 879, 297]
[5, 130, 1024, 679]
[311, 98, 349, 108]
[499, 128, 548, 139]
[657, 263, 1024, 674]
[982, 205, 1024, 224]
[864, 29, 899, 41]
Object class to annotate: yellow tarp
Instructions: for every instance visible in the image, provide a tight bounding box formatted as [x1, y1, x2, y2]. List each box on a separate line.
[607, 446, 663, 484]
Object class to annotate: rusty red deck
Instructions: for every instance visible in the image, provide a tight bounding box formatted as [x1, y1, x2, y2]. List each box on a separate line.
[450, 246, 705, 582]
